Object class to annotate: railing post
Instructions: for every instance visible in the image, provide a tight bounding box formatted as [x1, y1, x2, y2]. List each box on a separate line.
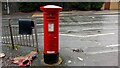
[34, 20, 39, 52]
[8, 18, 14, 49]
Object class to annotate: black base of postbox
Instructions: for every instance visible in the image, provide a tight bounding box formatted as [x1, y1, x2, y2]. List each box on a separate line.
[44, 53, 59, 64]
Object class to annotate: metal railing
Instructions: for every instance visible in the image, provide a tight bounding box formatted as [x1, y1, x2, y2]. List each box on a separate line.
[2, 18, 40, 51]
[2, 15, 97, 50]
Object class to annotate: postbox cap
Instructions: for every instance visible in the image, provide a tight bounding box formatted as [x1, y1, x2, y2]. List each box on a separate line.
[40, 5, 62, 12]
[44, 5, 61, 8]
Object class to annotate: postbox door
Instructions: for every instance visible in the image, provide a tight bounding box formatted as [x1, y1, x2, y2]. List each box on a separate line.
[44, 12, 59, 54]
[47, 19, 59, 53]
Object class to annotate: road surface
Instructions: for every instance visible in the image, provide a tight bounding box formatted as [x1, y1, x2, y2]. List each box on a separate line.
[1, 14, 119, 67]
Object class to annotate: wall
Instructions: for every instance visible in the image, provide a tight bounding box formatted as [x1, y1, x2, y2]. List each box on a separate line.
[110, 2, 119, 10]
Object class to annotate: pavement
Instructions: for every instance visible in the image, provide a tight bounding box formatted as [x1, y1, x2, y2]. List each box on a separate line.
[1, 10, 119, 67]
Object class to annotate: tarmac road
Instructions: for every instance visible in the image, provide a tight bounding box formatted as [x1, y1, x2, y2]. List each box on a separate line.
[36, 14, 119, 66]
[1, 13, 119, 67]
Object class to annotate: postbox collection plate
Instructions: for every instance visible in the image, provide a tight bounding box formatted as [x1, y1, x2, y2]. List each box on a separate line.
[48, 23, 54, 32]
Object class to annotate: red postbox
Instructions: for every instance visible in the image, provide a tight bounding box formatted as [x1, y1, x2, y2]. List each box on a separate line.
[40, 5, 62, 64]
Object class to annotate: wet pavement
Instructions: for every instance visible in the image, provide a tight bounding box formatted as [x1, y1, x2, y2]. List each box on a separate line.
[1, 11, 119, 67]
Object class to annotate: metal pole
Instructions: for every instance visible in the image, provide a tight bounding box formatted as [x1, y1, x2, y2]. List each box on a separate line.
[6, 0, 10, 15]
[8, 18, 14, 49]
[32, 31, 34, 47]
[33, 20, 39, 52]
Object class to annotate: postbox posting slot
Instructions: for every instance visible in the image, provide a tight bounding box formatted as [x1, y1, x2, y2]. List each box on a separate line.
[47, 17, 56, 20]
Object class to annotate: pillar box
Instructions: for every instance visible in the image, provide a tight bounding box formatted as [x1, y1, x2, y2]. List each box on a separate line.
[40, 5, 62, 64]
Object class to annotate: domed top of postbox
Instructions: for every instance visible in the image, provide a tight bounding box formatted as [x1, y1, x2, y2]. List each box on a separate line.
[40, 5, 62, 12]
